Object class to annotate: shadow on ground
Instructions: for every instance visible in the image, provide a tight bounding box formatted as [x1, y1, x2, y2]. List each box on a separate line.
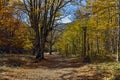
[0, 53, 117, 80]
[25, 54, 86, 69]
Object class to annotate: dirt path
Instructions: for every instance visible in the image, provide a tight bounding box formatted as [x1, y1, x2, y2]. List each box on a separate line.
[0, 53, 118, 80]
[15, 54, 83, 80]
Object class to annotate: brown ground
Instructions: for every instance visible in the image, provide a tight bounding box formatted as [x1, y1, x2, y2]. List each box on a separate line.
[0, 53, 120, 80]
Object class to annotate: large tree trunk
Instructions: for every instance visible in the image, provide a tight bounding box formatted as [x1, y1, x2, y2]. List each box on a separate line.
[35, 36, 45, 60]
[35, 30, 46, 60]
[33, 29, 41, 60]
[35, 26, 48, 60]
[32, 26, 45, 60]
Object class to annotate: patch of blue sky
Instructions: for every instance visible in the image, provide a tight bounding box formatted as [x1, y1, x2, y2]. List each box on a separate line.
[59, 3, 79, 23]
[81, 0, 87, 6]
[60, 0, 87, 23]
[57, 15, 73, 23]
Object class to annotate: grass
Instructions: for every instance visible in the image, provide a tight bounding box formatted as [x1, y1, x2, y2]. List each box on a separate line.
[76, 62, 120, 80]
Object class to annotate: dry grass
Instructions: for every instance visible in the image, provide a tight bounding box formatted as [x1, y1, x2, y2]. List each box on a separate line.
[0, 53, 120, 80]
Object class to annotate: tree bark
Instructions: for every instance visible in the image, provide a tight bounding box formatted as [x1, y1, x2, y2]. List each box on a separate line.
[96, 36, 99, 54]
[49, 31, 53, 55]
[82, 26, 87, 58]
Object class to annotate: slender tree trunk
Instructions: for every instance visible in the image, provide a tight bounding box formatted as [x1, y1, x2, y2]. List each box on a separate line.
[49, 43, 52, 55]
[90, 42, 93, 56]
[72, 39, 75, 55]
[87, 37, 90, 56]
[82, 26, 91, 63]
[49, 31, 53, 55]
[96, 36, 99, 54]
[65, 43, 68, 57]
[116, 0, 120, 62]
[110, 37, 114, 53]
[82, 26, 87, 58]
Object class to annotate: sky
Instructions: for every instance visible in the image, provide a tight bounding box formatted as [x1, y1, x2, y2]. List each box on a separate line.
[60, 0, 86, 23]
[58, 15, 73, 23]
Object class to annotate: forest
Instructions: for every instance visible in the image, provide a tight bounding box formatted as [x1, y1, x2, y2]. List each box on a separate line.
[0, 0, 120, 80]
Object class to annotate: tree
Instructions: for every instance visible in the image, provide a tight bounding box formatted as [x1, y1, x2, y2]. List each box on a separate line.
[23, 0, 72, 60]
[0, 0, 32, 53]
[116, 0, 120, 62]
[55, 0, 120, 62]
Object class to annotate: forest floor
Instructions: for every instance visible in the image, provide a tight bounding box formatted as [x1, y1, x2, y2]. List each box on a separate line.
[0, 53, 120, 80]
